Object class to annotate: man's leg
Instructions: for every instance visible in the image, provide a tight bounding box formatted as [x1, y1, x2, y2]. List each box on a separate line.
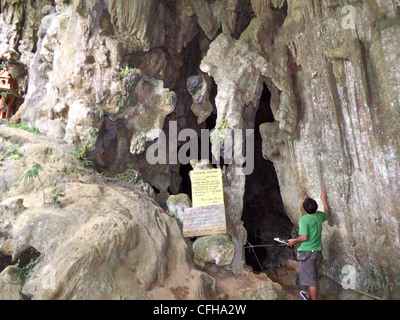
[299, 252, 322, 300]
[308, 252, 322, 300]
[308, 286, 318, 300]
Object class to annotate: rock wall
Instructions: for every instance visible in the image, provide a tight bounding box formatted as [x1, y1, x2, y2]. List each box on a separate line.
[200, 0, 400, 297]
[260, 0, 400, 298]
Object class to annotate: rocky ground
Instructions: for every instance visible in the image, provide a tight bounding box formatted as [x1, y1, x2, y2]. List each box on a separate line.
[0, 122, 293, 300]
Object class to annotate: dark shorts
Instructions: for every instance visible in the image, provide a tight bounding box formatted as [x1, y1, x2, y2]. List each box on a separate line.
[299, 251, 323, 287]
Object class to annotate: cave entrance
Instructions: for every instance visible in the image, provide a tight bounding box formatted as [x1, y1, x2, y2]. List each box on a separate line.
[242, 83, 294, 272]
[177, 109, 217, 198]
[177, 80, 218, 198]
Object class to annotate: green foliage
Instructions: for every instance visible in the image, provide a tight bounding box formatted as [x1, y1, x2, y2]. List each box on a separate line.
[93, 105, 104, 118]
[51, 193, 65, 206]
[113, 168, 139, 183]
[0, 132, 10, 141]
[23, 163, 46, 204]
[119, 65, 140, 79]
[71, 127, 99, 166]
[216, 117, 230, 131]
[15, 249, 41, 287]
[5, 122, 40, 134]
[23, 163, 42, 185]
[101, 168, 139, 184]
[71, 146, 85, 161]
[82, 159, 94, 167]
[5, 146, 21, 160]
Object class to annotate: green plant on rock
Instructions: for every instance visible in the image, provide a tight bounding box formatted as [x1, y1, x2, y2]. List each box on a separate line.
[0, 132, 10, 141]
[100, 168, 139, 185]
[71, 127, 99, 167]
[5, 146, 21, 160]
[5, 122, 40, 134]
[51, 193, 65, 206]
[23, 163, 46, 204]
[93, 104, 104, 118]
[216, 116, 230, 131]
[119, 65, 140, 79]
[15, 249, 41, 288]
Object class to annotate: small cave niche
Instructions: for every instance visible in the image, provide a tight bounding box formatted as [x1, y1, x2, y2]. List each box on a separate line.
[177, 110, 217, 198]
[242, 84, 294, 272]
[0, 254, 13, 274]
[176, 76, 218, 198]
[232, 0, 256, 40]
[178, 160, 193, 197]
[0, 247, 41, 274]
[14, 247, 41, 269]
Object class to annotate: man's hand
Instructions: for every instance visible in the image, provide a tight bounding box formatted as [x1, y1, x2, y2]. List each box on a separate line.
[321, 189, 327, 201]
[287, 235, 308, 247]
[321, 188, 330, 214]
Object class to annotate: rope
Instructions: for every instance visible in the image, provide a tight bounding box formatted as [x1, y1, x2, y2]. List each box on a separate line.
[245, 240, 265, 272]
[320, 273, 383, 300]
[244, 244, 287, 248]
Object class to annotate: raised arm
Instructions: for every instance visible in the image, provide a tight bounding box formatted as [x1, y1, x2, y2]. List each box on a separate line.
[321, 189, 330, 216]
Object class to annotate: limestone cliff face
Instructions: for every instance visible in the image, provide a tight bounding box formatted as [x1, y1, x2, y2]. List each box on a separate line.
[198, 0, 400, 298]
[260, 0, 400, 298]
[199, 0, 400, 297]
[1, 0, 399, 299]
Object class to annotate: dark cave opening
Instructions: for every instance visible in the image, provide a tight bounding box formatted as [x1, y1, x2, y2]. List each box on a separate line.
[176, 82, 294, 272]
[177, 108, 217, 198]
[242, 83, 294, 272]
[177, 78, 218, 198]
[0, 254, 12, 274]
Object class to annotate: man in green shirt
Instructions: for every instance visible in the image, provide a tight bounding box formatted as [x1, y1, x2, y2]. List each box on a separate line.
[287, 189, 330, 300]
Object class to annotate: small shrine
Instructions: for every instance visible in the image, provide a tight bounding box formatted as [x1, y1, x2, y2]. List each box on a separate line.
[0, 68, 21, 119]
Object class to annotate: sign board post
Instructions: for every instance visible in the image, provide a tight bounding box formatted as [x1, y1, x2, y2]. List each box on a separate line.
[183, 169, 227, 238]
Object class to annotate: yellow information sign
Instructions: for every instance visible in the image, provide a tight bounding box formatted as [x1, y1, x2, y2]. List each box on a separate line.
[183, 169, 226, 238]
[190, 169, 224, 208]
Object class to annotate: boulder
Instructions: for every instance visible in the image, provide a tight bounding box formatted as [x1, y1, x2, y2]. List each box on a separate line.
[0, 266, 21, 300]
[192, 235, 235, 269]
[167, 194, 192, 224]
[0, 124, 212, 300]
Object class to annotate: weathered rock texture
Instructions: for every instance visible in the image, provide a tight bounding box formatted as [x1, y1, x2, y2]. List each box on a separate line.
[0, 125, 213, 300]
[260, 1, 400, 299]
[200, 0, 400, 298]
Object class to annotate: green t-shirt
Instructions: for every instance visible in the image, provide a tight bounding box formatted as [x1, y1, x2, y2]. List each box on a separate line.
[298, 211, 329, 251]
